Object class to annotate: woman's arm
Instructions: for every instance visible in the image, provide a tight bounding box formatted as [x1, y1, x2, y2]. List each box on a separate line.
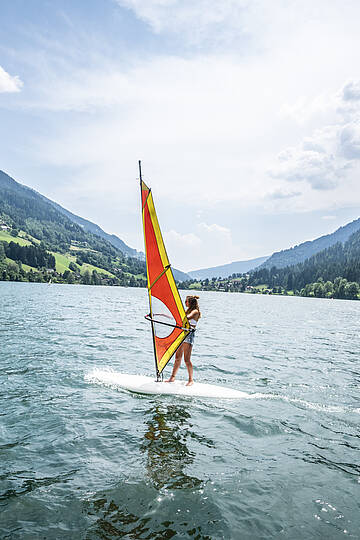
[186, 309, 199, 321]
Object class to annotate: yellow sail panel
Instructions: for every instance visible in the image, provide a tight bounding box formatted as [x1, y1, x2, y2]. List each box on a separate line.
[141, 179, 190, 375]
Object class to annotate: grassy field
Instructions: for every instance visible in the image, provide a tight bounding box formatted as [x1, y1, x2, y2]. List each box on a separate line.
[51, 250, 116, 277]
[22, 263, 39, 272]
[123, 271, 146, 279]
[19, 231, 40, 244]
[253, 284, 268, 291]
[80, 263, 115, 277]
[0, 230, 32, 246]
[51, 252, 73, 273]
[1, 231, 131, 280]
[188, 282, 202, 289]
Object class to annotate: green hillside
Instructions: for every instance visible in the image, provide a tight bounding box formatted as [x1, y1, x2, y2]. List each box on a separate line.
[247, 228, 360, 299]
[178, 226, 360, 300]
[0, 171, 147, 286]
[259, 218, 360, 270]
[0, 230, 32, 246]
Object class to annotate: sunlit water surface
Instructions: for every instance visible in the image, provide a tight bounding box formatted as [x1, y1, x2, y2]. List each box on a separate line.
[1, 282, 359, 539]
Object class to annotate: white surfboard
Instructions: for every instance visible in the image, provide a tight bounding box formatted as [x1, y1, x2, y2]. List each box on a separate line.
[86, 369, 251, 399]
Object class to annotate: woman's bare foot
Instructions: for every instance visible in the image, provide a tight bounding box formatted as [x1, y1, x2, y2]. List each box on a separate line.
[186, 380, 194, 386]
[165, 376, 175, 383]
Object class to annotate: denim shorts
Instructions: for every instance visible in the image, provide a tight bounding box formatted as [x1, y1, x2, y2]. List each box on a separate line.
[184, 329, 195, 346]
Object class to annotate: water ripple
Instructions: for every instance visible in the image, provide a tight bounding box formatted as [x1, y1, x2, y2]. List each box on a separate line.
[1, 283, 359, 538]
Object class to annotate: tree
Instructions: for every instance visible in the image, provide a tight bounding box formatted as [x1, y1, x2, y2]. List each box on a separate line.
[335, 278, 348, 299]
[324, 281, 334, 297]
[91, 270, 101, 285]
[345, 282, 359, 300]
[313, 281, 325, 298]
[0, 242, 5, 263]
[286, 272, 294, 291]
[81, 270, 91, 285]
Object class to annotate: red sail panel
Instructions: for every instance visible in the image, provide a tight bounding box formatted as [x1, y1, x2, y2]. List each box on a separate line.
[141, 180, 189, 374]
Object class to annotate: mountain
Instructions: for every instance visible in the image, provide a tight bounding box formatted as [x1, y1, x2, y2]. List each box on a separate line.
[0, 170, 190, 283]
[0, 170, 147, 285]
[247, 227, 360, 298]
[180, 228, 360, 299]
[46, 189, 189, 281]
[188, 256, 269, 280]
[258, 218, 360, 270]
[44, 198, 141, 259]
[0, 170, 139, 258]
[172, 267, 191, 282]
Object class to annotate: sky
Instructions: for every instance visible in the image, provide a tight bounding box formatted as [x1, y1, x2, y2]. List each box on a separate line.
[1, 0, 360, 272]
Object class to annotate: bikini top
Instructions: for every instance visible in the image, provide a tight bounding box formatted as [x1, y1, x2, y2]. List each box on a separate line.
[188, 318, 198, 328]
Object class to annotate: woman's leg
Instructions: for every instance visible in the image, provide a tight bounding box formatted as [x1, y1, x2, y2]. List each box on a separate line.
[183, 343, 194, 386]
[166, 344, 183, 382]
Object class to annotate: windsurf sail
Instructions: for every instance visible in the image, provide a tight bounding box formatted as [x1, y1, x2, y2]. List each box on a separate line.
[139, 161, 190, 379]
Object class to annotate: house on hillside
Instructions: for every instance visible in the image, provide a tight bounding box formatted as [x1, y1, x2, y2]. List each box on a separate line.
[0, 223, 10, 230]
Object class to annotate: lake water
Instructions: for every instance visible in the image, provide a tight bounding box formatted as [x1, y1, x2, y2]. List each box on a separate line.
[1, 282, 359, 539]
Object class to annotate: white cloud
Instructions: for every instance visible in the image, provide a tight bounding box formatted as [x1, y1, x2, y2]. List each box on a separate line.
[266, 189, 301, 200]
[6, 1, 360, 266]
[271, 147, 345, 190]
[197, 222, 231, 237]
[0, 66, 23, 93]
[342, 80, 360, 103]
[164, 229, 201, 248]
[25, 53, 281, 207]
[164, 221, 245, 270]
[116, 0, 250, 46]
[339, 122, 360, 160]
[23, 60, 360, 258]
[270, 80, 360, 191]
[116, 0, 360, 56]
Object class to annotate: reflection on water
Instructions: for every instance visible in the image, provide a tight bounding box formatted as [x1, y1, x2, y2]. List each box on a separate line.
[141, 404, 207, 490]
[86, 403, 217, 539]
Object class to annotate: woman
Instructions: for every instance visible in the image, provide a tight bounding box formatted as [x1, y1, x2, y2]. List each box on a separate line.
[166, 295, 201, 386]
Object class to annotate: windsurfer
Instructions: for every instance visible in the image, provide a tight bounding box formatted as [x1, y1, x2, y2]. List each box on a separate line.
[166, 295, 201, 386]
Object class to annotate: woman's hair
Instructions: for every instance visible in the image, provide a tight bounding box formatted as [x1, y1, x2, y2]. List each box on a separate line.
[186, 295, 201, 318]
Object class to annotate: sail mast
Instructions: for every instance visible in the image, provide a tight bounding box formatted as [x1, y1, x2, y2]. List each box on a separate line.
[139, 160, 161, 380]
[140, 162, 190, 380]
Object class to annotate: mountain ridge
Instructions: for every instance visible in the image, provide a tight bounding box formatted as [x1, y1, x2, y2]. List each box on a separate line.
[0, 170, 190, 282]
[0, 170, 139, 258]
[188, 256, 269, 280]
[258, 218, 360, 270]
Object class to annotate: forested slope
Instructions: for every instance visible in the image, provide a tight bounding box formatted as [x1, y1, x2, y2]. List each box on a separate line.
[178, 225, 360, 300]
[0, 170, 146, 285]
[247, 228, 360, 298]
[259, 218, 360, 270]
